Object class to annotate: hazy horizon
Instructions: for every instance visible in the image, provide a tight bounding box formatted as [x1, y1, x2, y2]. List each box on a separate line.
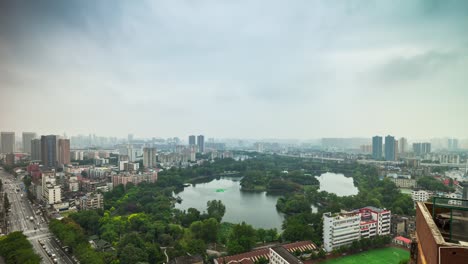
[1, 1, 468, 139]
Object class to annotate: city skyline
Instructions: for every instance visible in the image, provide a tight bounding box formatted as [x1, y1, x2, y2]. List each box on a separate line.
[1, 1, 468, 138]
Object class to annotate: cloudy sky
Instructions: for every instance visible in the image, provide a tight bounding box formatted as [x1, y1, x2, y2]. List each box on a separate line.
[1, 0, 467, 139]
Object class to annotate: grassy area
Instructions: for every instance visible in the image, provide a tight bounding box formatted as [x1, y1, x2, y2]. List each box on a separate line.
[323, 247, 409, 264]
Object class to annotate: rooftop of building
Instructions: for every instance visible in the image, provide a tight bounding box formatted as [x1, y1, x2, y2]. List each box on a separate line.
[419, 197, 468, 245]
[169, 255, 203, 264]
[215, 241, 317, 264]
[271, 246, 303, 264]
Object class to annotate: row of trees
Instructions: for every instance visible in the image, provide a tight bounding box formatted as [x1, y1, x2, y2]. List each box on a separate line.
[49, 218, 107, 264]
[0, 232, 41, 264]
[331, 235, 392, 255]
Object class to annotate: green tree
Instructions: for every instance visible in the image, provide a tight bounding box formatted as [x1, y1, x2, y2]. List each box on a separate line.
[207, 200, 226, 222]
[119, 244, 148, 264]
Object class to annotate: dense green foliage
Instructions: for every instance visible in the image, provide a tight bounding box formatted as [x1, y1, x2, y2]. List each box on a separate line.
[0, 232, 41, 264]
[227, 222, 257, 254]
[417, 176, 454, 192]
[49, 218, 106, 264]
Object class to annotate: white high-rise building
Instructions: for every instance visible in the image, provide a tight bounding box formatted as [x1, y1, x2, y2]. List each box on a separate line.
[323, 206, 391, 252]
[323, 212, 361, 252]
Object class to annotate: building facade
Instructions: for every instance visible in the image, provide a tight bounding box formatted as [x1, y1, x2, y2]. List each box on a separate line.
[58, 138, 70, 166]
[412, 190, 432, 202]
[385, 135, 395, 161]
[143, 147, 157, 168]
[323, 206, 391, 252]
[197, 135, 205, 153]
[41, 135, 58, 168]
[31, 139, 41, 160]
[188, 135, 196, 146]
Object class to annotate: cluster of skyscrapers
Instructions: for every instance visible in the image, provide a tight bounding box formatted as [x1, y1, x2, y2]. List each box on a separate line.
[0, 132, 70, 168]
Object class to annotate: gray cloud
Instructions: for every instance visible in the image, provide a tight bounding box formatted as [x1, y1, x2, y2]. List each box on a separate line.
[1, 0, 468, 139]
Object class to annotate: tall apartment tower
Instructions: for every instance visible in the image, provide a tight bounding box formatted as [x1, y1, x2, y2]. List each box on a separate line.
[197, 135, 205, 153]
[41, 135, 58, 168]
[22, 132, 36, 154]
[31, 139, 42, 161]
[58, 139, 70, 166]
[385, 135, 395, 161]
[188, 135, 196, 146]
[143, 147, 157, 168]
[372, 136, 383, 160]
[398, 137, 408, 154]
[1, 132, 15, 153]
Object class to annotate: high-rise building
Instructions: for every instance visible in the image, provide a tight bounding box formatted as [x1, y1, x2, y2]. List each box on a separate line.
[128, 134, 134, 143]
[31, 139, 42, 161]
[385, 135, 395, 161]
[398, 137, 408, 154]
[1, 132, 15, 153]
[197, 135, 205, 153]
[143, 147, 157, 168]
[188, 135, 196, 145]
[372, 136, 383, 160]
[58, 139, 70, 166]
[41, 135, 58, 168]
[22, 132, 36, 154]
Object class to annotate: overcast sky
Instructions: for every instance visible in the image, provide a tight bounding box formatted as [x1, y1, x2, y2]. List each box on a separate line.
[1, 0, 467, 139]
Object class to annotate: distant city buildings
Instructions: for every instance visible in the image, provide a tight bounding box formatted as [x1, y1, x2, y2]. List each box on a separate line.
[1, 132, 15, 153]
[323, 206, 391, 252]
[143, 147, 157, 168]
[372, 136, 383, 160]
[22, 132, 36, 154]
[413, 142, 431, 156]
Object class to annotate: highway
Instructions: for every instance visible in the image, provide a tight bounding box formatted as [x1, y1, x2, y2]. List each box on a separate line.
[0, 169, 74, 264]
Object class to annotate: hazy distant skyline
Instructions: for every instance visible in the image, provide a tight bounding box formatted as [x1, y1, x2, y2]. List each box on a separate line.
[1, 1, 467, 139]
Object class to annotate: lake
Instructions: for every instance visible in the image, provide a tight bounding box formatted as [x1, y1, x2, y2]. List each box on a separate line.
[316, 172, 358, 196]
[175, 172, 357, 230]
[175, 177, 285, 230]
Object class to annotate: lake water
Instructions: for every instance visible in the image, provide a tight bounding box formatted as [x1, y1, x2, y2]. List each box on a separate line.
[316, 172, 358, 196]
[175, 172, 355, 230]
[175, 177, 285, 230]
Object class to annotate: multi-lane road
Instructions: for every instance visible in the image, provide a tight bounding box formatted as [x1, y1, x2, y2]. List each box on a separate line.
[0, 169, 74, 264]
